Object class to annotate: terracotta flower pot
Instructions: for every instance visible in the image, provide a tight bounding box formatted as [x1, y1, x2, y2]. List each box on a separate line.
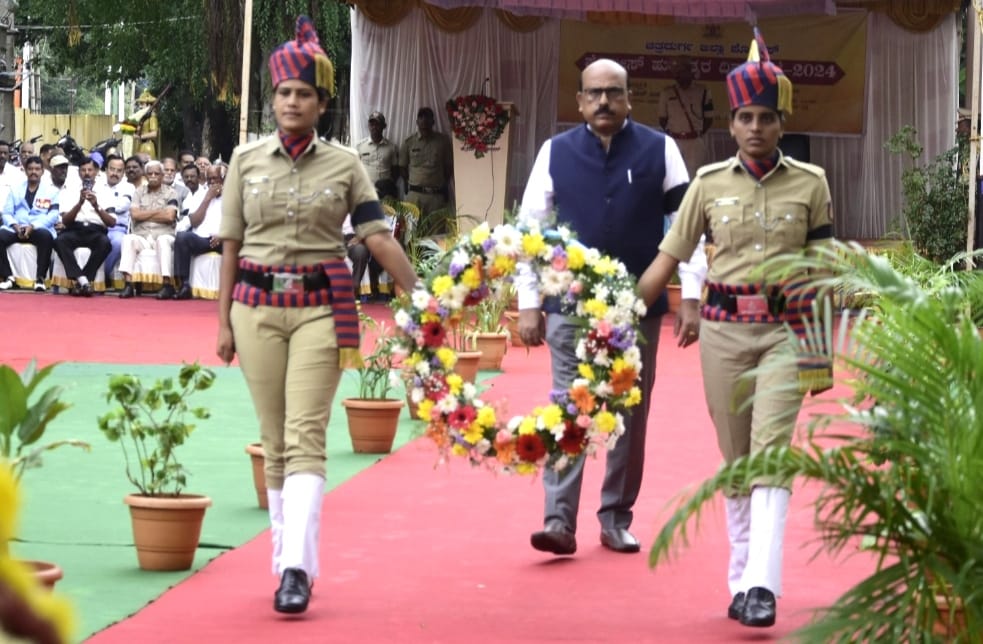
[245, 442, 267, 509]
[342, 398, 404, 453]
[124, 493, 212, 571]
[454, 350, 482, 383]
[474, 333, 508, 370]
[666, 284, 682, 315]
[504, 311, 526, 347]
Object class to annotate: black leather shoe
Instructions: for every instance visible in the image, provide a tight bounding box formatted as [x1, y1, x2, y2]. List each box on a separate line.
[273, 567, 311, 614]
[740, 586, 776, 627]
[728, 592, 745, 620]
[119, 284, 136, 299]
[68, 284, 82, 297]
[174, 284, 193, 300]
[80, 283, 93, 297]
[600, 528, 640, 553]
[156, 284, 176, 300]
[530, 521, 576, 555]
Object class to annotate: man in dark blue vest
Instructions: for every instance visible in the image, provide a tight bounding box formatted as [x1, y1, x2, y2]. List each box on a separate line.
[516, 58, 706, 556]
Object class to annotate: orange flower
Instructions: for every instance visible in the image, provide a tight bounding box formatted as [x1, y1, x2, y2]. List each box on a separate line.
[569, 384, 596, 414]
[609, 366, 637, 396]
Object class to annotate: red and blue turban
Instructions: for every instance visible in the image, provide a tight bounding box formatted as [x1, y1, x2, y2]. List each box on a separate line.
[726, 28, 793, 115]
[268, 16, 335, 97]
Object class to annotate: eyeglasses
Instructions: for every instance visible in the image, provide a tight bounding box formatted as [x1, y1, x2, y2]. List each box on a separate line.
[582, 87, 627, 103]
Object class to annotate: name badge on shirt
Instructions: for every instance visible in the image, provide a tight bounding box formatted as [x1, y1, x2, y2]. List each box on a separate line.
[35, 198, 52, 209]
[714, 197, 740, 207]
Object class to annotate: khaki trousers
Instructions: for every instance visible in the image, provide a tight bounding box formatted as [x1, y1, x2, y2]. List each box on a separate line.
[699, 319, 803, 493]
[231, 302, 341, 489]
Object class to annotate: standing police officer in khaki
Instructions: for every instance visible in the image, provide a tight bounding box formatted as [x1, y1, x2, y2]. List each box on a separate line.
[399, 106, 453, 227]
[658, 56, 714, 181]
[638, 29, 833, 630]
[216, 16, 415, 616]
[356, 111, 398, 184]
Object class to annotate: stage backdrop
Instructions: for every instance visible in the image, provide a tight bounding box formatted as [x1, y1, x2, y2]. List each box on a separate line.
[558, 13, 867, 136]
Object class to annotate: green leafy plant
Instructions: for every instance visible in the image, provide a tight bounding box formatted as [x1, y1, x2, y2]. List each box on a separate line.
[0, 360, 89, 481]
[349, 313, 402, 400]
[885, 125, 969, 265]
[649, 242, 982, 640]
[465, 283, 512, 335]
[97, 362, 215, 496]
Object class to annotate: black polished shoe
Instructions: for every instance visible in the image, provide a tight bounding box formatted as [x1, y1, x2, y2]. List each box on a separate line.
[173, 284, 193, 300]
[600, 528, 640, 553]
[119, 284, 136, 299]
[273, 567, 311, 614]
[68, 284, 82, 297]
[80, 283, 94, 297]
[530, 521, 576, 555]
[728, 592, 745, 620]
[156, 283, 176, 300]
[740, 586, 776, 627]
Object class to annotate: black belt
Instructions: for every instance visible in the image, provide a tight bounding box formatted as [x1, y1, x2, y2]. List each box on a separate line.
[706, 290, 786, 316]
[408, 184, 445, 195]
[239, 269, 330, 293]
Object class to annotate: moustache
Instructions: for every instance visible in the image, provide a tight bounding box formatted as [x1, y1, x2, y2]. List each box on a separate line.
[594, 107, 614, 116]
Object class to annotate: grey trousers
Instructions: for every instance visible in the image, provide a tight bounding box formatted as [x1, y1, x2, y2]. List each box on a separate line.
[542, 314, 661, 532]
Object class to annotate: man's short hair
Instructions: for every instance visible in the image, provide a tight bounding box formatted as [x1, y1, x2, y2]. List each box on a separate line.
[417, 107, 434, 120]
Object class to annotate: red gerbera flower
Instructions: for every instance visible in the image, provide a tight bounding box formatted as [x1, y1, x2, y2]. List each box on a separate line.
[557, 421, 587, 455]
[515, 433, 547, 462]
[448, 404, 477, 429]
[421, 321, 446, 348]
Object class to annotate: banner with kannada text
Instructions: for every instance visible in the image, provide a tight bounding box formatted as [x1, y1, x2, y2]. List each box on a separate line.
[558, 13, 867, 135]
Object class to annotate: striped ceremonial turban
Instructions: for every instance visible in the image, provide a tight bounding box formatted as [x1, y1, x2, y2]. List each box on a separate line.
[726, 28, 793, 115]
[268, 15, 335, 97]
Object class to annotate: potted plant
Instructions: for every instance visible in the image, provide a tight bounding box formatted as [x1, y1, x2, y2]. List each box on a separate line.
[465, 283, 511, 371]
[342, 313, 405, 453]
[97, 362, 215, 571]
[648, 242, 982, 639]
[0, 360, 89, 588]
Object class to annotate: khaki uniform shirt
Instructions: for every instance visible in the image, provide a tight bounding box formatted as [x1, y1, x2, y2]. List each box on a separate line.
[660, 154, 833, 284]
[657, 83, 713, 138]
[355, 137, 398, 184]
[131, 184, 179, 239]
[220, 135, 389, 267]
[399, 131, 452, 189]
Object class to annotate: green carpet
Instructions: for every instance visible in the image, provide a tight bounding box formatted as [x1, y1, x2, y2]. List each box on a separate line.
[10, 361, 425, 640]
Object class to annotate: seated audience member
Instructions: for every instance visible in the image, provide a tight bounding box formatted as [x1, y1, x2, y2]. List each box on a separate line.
[52, 156, 117, 296]
[0, 156, 61, 291]
[344, 179, 399, 303]
[118, 160, 179, 299]
[162, 157, 190, 206]
[102, 155, 134, 286]
[172, 164, 224, 300]
[124, 156, 145, 191]
[177, 164, 206, 222]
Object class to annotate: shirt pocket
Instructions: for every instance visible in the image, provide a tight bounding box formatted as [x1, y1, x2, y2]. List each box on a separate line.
[242, 176, 278, 223]
[408, 146, 434, 169]
[768, 201, 809, 248]
[301, 183, 348, 234]
[707, 202, 741, 247]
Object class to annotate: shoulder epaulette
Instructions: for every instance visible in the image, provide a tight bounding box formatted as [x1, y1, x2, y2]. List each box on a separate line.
[784, 157, 826, 178]
[696, 159, 732, 178]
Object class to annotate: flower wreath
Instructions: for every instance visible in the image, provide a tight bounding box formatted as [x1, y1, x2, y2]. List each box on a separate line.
[393, 222, 646, 475]
[445, 94, 510, 159]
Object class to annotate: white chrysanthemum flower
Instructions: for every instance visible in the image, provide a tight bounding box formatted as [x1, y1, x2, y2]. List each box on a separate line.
[623, 345, 642, 367]
[393, 309, 411, 329]
[574, 342, 588, 361]
[594, 284, 610, 302]
[414, 361, 432, 376]
[410, 386, 425, 404]
[550, 423, 566, 439]
[540, 267, 568, 296]
[475, 439, 492, 455]
[592, 348, 611, 367]
[462, 382, 477, 399]
[633, 299, 648, 316]
[507, 415, 523, 431]
[411, 288, 432, 310]
[594, 381, 614, 398]
[436, 394, 459, 414]
[491, 225, 522, 257]
[449, 248, 471, 273]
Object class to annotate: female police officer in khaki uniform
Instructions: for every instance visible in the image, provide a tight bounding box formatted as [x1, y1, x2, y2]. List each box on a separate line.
[637, 29, 834, 629]
[216, 16, 416, 615]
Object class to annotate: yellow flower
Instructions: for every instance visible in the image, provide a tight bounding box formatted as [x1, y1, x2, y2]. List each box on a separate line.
[470, 223, 491, 246]
[446, 372, 463, 395]
[517, 462, 538, 475]
[432, 274, 454, 297]
[403, 353, 421, 368]
[625, 387, 642, 407]
[417, 399, 435, 421]
[436, 347, 457, 370]
[0, 465, 17, 546]
[452, 443, 468, 457]
[566, 245, 585, 270]
[539, 404, 562, 428]
[522, 232, 546, 258]
[492, 255, 516, 277]
[577, 363, 595, 381]
[518, 415, 537, 435]
[463, 423, 484, 444]
[461, 267, 482, 290]
[476, 405, 496, 427]
[592, 256, 618, 276]
[594, 410, 617, 433]
[584, 299, 608, 318]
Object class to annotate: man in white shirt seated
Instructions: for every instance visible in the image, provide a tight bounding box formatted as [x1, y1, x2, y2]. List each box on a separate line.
[52, 156, 117, 296]
[171, 164, 224, 300]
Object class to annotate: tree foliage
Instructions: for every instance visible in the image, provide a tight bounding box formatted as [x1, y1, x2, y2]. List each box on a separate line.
[15, 0, 352, 156]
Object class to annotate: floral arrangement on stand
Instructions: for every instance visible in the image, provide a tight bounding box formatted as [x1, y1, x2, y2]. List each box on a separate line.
[445, 94, 510, 159]
[393, 221, 646, 475]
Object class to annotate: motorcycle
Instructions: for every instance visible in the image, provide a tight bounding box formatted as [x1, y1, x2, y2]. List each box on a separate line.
[52, 129, 122, 166]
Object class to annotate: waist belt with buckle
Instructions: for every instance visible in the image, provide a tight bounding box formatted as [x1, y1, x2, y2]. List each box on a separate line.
[408, 184, 445, 195]
[239, 269, 330, 294]
[706, 290, 785, 316]
[668, 131, 700, 140]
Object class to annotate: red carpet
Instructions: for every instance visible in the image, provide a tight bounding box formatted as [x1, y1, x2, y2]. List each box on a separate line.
[0, 294, 874, 642]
